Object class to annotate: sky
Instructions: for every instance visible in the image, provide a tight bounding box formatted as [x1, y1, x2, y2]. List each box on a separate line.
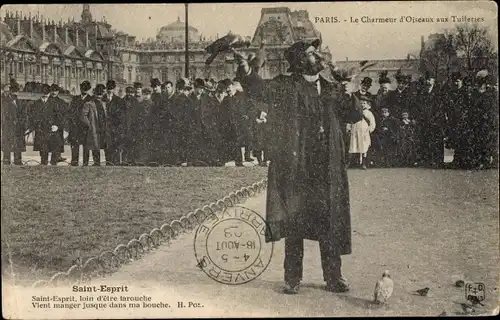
[2, 1, 498, 61]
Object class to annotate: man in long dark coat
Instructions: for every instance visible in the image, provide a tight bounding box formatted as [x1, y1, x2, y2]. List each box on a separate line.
[79, 86, 101, 166]
[415, 75, 445, 168]
[171, 78, 194, 166]
[1, 81, 26, 165]
[149, 80, 176, 165]
[444, 72, 471, 169]
[235, 38, 357, 294]
[49, 84, 69, 162]
[386, 72, 412, 118]
[121, 86, 136, 165]
[198, 81, 226, 166]
[468, 70, 498, 169]
[68, 81, 93, 166]
[31, 84, 65, 165]
[93, 84, 107, 165]
[103, 80, 126, 166]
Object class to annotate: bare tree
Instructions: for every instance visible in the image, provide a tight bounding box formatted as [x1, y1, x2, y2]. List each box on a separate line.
[420, 32, 457, 83]
[454, 23, 496, 76]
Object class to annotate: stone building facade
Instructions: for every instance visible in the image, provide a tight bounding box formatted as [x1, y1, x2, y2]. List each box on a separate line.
[1, 5, 423, 95]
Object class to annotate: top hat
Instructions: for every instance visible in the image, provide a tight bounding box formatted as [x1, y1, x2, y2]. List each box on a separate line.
[50, 83, 60, 92]
[361, 77, 372, 86]
[285, 38, 322, 73]
[80, 80, 92, 93]
[450, 71, 463, 81]
[106, 79, 116, 90]
[94, 84, 106, 96]
[193, 78, 206, 89]
[150, 78, 161, 88]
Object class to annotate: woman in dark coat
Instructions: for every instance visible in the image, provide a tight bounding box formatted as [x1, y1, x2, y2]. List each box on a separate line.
[31, 85, 65, 165]
[235, 39, 358, 294]
[1, 82, 26, 165]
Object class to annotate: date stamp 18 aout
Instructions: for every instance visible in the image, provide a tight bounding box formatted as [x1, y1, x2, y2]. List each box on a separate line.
[193, 206, 274, 285]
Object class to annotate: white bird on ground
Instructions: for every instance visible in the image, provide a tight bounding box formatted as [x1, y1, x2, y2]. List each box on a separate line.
[374, 270, 394, 304]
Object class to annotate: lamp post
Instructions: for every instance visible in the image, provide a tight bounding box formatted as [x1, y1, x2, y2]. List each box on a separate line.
[184, 3, 189, 78]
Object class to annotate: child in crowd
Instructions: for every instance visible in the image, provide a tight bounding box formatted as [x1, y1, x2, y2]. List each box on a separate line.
[372, 107, 400, 167]
[348, 95, 376, 169]
[398, 110, 417, 166]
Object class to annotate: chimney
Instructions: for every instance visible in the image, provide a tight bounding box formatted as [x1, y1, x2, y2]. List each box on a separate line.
[42, 19, 46, 41]
[65, 26, 69, 44]
[29, 13, 33, 38]
[95, 24, 98, 50]
[16, 14, 21, 35]
[85, 29, 89, 48]
[75, 28, 79, 46]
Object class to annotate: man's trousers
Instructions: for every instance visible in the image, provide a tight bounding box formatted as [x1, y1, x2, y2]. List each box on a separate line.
[284, 236, 342, 285]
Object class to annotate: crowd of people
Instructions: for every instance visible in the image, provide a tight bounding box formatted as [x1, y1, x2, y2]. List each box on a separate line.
[1, 76, 269, 167]
[344, 69, 498, 170]
[1, 62, 498, 170]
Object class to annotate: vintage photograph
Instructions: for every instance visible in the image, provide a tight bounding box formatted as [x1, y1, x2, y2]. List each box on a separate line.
[1, 1, 499, 318]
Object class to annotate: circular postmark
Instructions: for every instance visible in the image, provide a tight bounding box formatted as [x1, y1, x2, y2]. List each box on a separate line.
[193, 205, 274, 285]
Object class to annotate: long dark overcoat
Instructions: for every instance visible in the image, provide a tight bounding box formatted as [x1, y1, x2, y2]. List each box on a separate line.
[1, 93, 27, 153]
[68, 94, 94, 145]
[263, 74, 355, 256]
[31, 98, 65, 152]
[105, 94, 126, 150]
[80, 100, 100, 150]
[49, 95, 68, 153]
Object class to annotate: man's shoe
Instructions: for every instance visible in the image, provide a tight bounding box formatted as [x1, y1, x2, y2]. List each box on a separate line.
[57, 157, 67, 163]
[326, 277, 351, 293]
[283, 282, 300, 294]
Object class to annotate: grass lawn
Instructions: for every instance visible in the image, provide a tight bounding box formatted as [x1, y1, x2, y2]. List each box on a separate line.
[1, 166, 267, 284]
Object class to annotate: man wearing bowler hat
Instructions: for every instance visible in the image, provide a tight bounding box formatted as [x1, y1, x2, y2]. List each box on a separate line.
[235, 38, 355, 294]
[68, 80, 93, 166]
[49, 83, 68, 163]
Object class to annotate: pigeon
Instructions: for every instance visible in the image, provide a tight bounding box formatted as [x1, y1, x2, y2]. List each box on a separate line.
[459, 303, 475, 314]
[327, 60, 377, 83]
[455, 280, 465, 288]
[374, 270, 394, 304]
[414, 287, 430, 296]
[205, 32, 251, 65]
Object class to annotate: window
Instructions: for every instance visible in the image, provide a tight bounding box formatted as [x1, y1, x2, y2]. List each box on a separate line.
[161, 68, 168, 82]
[128, 70, 132, 82]
[37, 65, 41, 76]
[18, 62, 23, 74]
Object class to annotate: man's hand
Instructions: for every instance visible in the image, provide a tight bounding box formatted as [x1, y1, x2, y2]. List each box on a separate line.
[383, 127, 388, 131]
[51, 125, 58, 132]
